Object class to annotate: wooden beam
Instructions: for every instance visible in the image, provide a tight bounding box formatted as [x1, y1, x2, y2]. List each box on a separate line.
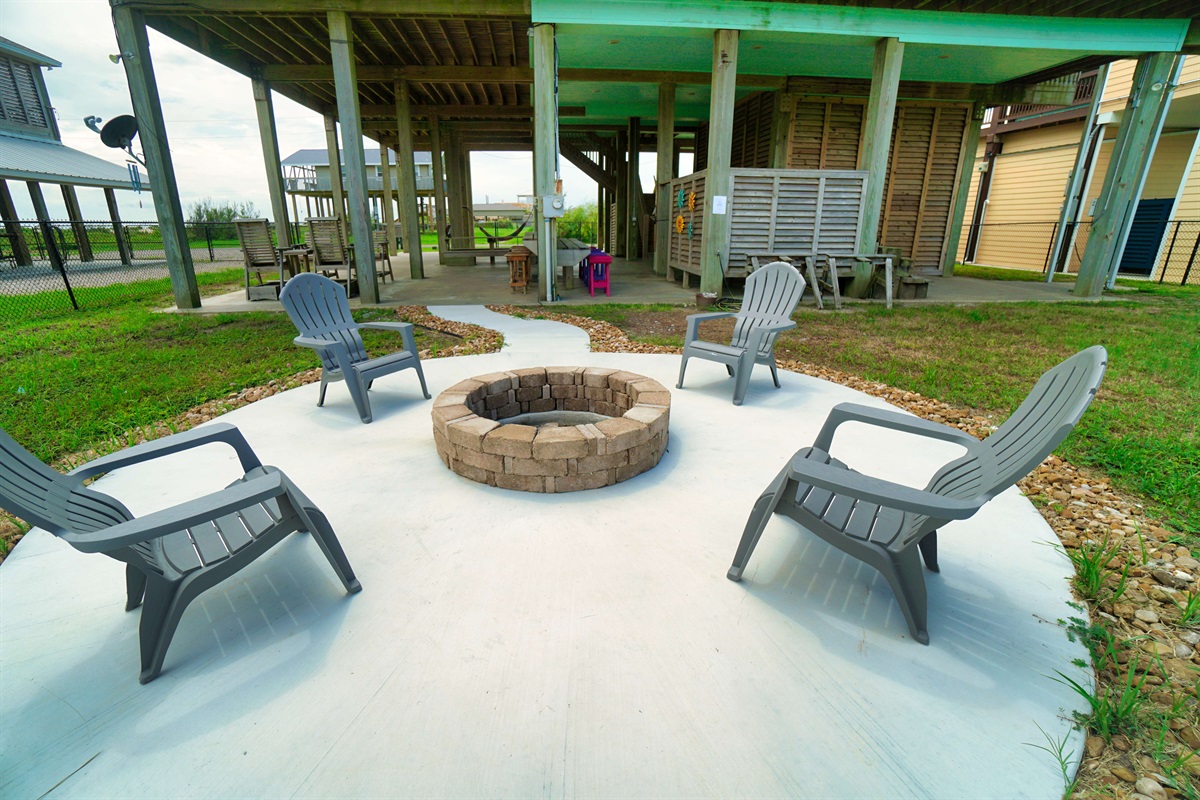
[1076, 52, 1182, 297]
[394, 80, 425, 279]
[113, 4, 200, 309]
[379, 143, 397, 256]
[654, 83, 675, 276]
[614, 129, 627, 258]
[940, 103, 986, 276]
[532, 22, 557, 303]
[429, 114, 448, 253]
[561, 139, 616, 192]
[123, 0, 531, 16]
[329, 9, 379, 303]
[28, 182, 75, 310]
[768, 91, 791, 169]
[626, 116, 641, 260]
[701, 29, 739, 297]
[104, 188, 134, 266]
[0, 181, 33, 266]
[59, 185, 94, 262]
[359, 104, 585, 119]
[260, 64, 785, 89]
[253, 78, 292, 246]
[855, 37, 904, 279]
[323, 114, 346, 227]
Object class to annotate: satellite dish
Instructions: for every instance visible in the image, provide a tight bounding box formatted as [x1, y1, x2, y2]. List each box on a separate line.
[100, 115, 138, 149]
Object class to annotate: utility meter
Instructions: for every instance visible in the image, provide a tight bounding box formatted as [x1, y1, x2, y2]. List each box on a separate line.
[542, 194, 567, 218]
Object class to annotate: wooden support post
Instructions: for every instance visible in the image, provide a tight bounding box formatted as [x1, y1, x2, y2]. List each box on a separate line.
[655, 84, 675, 276]
[59, 185, 94, 262]
[112, 4, 200, 309]
[429, 114, 449, 253]
[851, 37, 904, 297]
[28, 182, 75, 308]
[627, 116, 641, 260]
[462, 146, 474, 238]
[1077, 52, 1182, 298]
[104, 188, 133, 265]
[0, 180, 33, 266]
[444, 128, 463, 241]
[941, 102, 986, 276]
[394, 80, 425, 279]
[769, 91, 791, 169]
[323, 114, 347, 229]
[379, 143, 397, 255]
[329, 10, 378, 303]
[614, 130, 628, 258]
[252, 78, 291, 246]
[701, 29, 739, 296]
[532, 21, 558, 303]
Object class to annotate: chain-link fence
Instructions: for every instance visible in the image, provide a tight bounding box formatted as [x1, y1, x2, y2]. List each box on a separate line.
[961, 218, 1199, 286]
[0, 220, 310, 318]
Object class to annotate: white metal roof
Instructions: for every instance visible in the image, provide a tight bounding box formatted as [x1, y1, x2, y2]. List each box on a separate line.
[0, 134, 149, 190]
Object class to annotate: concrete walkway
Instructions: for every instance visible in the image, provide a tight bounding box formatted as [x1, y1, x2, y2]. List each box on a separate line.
[1, 309, 1088, 798]
[179, 251, 1101, 314]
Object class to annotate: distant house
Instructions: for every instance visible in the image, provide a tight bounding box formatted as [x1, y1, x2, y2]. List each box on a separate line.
[0, 36, 146, 267]
[280, 148, 435, 224]
[956, 57, 1199, 284]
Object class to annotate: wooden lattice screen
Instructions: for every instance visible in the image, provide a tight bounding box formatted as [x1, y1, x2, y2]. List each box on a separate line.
[665, 169, 867, 285]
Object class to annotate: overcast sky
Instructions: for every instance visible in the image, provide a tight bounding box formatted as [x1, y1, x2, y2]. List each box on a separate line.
[2, 0, 670, 223]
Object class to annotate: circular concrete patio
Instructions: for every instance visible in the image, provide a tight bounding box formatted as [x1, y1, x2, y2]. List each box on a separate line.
[0, 307, 1089, 798]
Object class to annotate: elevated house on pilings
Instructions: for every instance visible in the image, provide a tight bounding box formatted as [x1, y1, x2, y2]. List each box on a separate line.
[107, 0, 1198, 309]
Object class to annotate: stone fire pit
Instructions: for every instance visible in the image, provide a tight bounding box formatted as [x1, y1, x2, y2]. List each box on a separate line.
[432, 367, 670, 492]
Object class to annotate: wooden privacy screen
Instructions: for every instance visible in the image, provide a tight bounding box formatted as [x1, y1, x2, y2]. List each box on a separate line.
[695, 91, 972, 273]
[665, 169, 867, 285]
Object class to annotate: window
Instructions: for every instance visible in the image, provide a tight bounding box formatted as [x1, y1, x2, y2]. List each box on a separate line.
[0, 57, 50, 132]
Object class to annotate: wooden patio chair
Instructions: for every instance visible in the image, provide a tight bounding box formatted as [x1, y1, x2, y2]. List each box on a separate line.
[306, 217, 356, 295]
[823, 253, 895, 309]
[280, 273, 431, 424]
[0, 422, 362, 684]
[233, 218, 285, 300]
[676, 260, 806, 405]
[728, 346, 1108, 644]
[372, 230, 394, 283]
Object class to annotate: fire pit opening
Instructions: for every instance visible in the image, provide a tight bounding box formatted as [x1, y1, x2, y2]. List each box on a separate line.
[432, 367, 670, 493]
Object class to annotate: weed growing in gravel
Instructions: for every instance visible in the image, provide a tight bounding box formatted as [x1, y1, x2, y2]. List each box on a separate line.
[1063, 536, 1128, 600]
[1055, 667, 1150, 743]
[1024, 723, 1082, 799]
[1171, 592, 1200, 626]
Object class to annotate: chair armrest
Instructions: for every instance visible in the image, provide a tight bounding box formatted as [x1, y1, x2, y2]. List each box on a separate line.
[293, 335, 357, 374]
[788, 453, 983, 520]
[812, 402, 984, 454]
[60, 470, 289, 552]
[684, 311, 736, 343]
[743, 320, 798, 357]
[69, 423, 263, 481]
[358, 321, 419, 355]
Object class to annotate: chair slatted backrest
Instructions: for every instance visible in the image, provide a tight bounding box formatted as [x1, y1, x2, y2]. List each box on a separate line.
[307, 217, 349, 268]
[0, 428, 132, 538]
[731, 261, 806, 356]
[926, 346, 1107, 506]
[279, 273, 369, 370]
[233, 219, 279, 269]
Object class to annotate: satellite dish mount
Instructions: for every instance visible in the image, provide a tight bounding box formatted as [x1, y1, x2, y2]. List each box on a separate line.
[85, 114, 146, 166]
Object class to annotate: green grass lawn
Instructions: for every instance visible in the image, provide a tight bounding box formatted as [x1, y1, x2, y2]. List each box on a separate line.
[0, 271, 460, 465]
[565, 284, 1200, 535]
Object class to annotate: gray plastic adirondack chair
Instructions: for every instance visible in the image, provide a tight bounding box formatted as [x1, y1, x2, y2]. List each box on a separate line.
[728, 345, 1107, 644]
[676, 260, 806, 405]
[280, 272, 431, 424]
[0, 422, 361, 684]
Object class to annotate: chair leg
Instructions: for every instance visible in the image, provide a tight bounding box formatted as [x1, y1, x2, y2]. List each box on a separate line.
[874, 546, 930, 645]
[918, 531, 939, 572]
[728, 467, 791, 581]
[292, 500, 362, 594]
[769, 359, 781, 388]
[676, 354, 689, 389]
[829, 266, 843, 311]
[137, 575, 191, 684]
[884, 259, 893, 310]
[344, 373, 373, 424]
[413, 360, 432, 400]
[317, 373, 330, 407]
[731, 353, 755, 406]
[726, 365, 734, 377]
[125, 564, 147, 611]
